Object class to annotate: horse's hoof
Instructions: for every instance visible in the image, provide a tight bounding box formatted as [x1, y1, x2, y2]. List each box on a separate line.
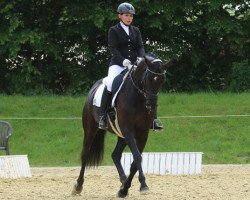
[117, 189, 128, 198]
[140, 186, 149, 195]
[71, 183, 83, 195]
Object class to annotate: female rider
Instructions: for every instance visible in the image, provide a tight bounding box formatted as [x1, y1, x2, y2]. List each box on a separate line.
[99, 2, 163, 132]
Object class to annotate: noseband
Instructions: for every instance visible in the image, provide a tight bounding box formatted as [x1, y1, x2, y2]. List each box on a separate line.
[129, 59, 166, 111]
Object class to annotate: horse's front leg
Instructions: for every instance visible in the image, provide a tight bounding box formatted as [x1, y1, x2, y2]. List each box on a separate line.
[121, 160, 149, 193]
[112, 137, 127, 185]
[117, 134, 148, 198]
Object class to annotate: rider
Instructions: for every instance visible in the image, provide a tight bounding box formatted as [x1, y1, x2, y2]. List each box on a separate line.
[99, 2, 163, 131]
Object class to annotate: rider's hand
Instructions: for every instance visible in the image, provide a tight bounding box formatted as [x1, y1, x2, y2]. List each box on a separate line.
[122, 59, 131, 68]
[136, 57, 144, 64]
[127, 64, 133, 70]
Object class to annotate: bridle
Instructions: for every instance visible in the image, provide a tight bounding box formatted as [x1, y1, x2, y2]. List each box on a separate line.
[129, 58, 166, 111]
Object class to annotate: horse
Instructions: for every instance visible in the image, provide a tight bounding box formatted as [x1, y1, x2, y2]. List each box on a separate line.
[72, 53, 174, 198]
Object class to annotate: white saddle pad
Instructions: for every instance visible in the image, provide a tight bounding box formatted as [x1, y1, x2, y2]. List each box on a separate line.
[93, 71, 130, 107]
[92, 82, 121, 107]
[93, 83, 105, 107]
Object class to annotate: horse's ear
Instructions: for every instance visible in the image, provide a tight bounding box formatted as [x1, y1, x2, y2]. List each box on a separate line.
[144, 56, 154, 67]
[136, 57, 146, 68]
[145, 54, 155, 64]
[163, 59, 177, 70]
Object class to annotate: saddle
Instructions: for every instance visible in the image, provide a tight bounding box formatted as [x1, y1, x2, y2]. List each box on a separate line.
[93, 69, 130, 137]
[93, 69, 129, 108]
[111, 69, 128, 106]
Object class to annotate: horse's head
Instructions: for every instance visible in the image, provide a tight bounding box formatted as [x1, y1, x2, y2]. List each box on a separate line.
[131, 53, 174, 112]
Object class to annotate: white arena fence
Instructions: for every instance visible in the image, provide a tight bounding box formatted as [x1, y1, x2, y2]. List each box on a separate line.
[0, 155, 32, 178]
[121, 152, 203, 175]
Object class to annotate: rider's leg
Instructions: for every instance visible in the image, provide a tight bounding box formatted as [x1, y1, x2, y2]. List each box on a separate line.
[99, 65, 124, 129]
[153, 115, 163, 131]
[98, 86, 112, 129]
[152, 105, 163, 132]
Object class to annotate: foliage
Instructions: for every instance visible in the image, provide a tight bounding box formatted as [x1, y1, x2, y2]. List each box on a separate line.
[0, 0, 249, 94]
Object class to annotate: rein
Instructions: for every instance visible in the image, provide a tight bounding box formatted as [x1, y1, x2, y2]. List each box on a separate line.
[129, 69, 144, 96]
[128, 59, 166, 111]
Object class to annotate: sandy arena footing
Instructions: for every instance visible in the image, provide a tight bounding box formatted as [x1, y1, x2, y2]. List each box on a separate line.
[0, 165, 249, 200]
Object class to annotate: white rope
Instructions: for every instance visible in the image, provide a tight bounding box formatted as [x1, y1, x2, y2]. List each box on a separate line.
[0, 114, 249, 120]
[0, 117, 81, 120]
[160, 114, 250, 119]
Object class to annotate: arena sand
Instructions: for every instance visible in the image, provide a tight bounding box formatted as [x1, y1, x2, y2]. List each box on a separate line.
[0, 165, 249, 200]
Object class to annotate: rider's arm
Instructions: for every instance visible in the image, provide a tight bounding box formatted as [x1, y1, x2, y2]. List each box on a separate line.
[108, 27, 125, 67]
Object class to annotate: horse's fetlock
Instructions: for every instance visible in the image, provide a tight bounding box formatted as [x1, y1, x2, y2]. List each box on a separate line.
[120, 175, 127, 183]
[139, 176, 146, 183]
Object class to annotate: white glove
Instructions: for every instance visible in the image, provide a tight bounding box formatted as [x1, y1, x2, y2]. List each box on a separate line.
[122, 59, 131, 67]
[127, 64, 133, 70]
[136, 57, 143, 64]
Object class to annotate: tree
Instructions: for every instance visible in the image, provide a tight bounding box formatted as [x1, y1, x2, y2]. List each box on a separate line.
[0, 0, 249, 94]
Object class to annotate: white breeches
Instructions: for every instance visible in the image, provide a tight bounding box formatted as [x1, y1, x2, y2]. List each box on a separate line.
[102, 65, 125, 92]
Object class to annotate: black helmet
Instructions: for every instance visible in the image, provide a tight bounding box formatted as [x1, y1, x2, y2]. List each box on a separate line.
[117, 2, 135, 14]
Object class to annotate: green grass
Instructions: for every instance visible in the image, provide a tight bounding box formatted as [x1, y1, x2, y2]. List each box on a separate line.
[0, 93, 249, 166]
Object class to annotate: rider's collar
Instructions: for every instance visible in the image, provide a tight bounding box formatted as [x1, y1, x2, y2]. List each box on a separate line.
[120, 22, 130, 35]
[120, 21, 131, 27]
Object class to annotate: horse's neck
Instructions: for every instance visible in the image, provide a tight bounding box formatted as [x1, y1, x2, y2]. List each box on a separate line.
[125, 70, 146, 105]
[118, 75, 155, 120]
[131, 67, 145, 89]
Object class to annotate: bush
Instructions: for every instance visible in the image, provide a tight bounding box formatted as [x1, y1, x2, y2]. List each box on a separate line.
[229, 59, 250, 92]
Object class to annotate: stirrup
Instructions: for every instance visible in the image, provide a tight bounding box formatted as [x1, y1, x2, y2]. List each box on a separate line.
[152, 118, 163, 132]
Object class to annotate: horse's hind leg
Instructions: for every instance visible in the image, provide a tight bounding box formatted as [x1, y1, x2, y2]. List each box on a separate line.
[112, 137, 127, 184]
[72, 121, 99, 195]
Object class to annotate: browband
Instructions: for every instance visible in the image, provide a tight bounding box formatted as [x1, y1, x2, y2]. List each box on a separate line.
[152, 59, 162, 63]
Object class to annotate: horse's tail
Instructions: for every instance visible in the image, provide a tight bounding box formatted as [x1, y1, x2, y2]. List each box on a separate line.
[86, 129, 106, 167]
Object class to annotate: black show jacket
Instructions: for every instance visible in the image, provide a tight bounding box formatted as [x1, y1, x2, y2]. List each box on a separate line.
[108, 23, 145, 67]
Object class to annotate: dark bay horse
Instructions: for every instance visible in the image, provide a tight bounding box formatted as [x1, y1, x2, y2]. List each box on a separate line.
[72, 53, 174, 198]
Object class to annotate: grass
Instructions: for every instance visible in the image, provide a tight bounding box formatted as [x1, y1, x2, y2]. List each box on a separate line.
[0, 93, 249, 166]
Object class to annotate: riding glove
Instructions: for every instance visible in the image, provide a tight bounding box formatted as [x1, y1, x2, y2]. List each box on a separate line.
[123, 59, 131, 67]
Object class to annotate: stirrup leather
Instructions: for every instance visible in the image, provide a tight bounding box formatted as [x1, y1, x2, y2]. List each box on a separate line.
[99, 115, 108, 129]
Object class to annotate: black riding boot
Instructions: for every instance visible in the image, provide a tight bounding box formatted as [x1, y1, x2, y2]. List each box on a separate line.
[152, 109, 163, 132]
[99, 87, 112, 130]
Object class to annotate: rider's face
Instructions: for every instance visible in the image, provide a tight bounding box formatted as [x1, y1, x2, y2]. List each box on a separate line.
[119, 13, 133, 26]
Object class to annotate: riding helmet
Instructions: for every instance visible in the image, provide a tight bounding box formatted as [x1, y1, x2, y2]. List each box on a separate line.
[117, 2, 135, 14]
